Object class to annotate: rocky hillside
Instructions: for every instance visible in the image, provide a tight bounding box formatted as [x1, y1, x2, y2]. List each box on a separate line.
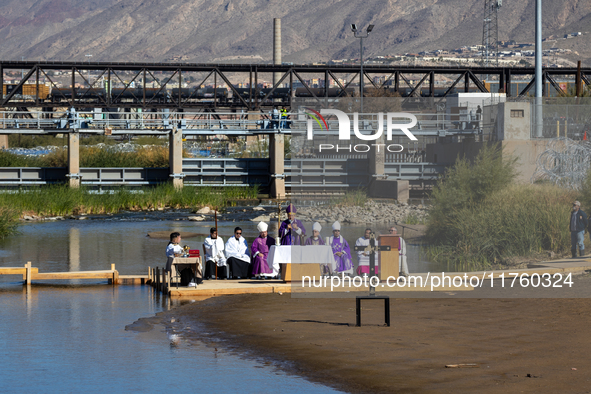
[1, 0, 589, 64]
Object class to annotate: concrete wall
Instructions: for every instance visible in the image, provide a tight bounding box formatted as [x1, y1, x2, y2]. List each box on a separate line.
[496, 101, 531, 141]
[426, 139, 485, 164]
[501, 140, 547, 183]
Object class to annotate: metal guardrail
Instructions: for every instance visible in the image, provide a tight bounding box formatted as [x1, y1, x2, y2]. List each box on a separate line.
[0, 167, 169, 186]
[0, 109, 483, 137]
[183, 158, 270, 186]
[0, 158, 446, 187]
[286, 159, 445, 189]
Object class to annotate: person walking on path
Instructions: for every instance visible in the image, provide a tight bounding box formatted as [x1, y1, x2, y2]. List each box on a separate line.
[570, 201, 588, 258]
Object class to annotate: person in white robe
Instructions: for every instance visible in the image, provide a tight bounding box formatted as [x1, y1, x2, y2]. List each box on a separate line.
[225, 226, 250, 279]
[203, 227, 227, 279]
[355, 228, 380, 276]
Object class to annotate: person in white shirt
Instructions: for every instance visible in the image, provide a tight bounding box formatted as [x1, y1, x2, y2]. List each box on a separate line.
[165, 232, 183, 272]
[355, 228, 380, 276]
[203, 227, 227, 279]
[225, 226, 250, 279]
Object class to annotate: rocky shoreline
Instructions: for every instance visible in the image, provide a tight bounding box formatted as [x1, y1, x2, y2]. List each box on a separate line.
[19, 200, 430, 225]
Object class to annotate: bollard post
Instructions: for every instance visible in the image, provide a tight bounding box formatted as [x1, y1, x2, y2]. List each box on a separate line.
[25, 261, 32, 285]
[111, 264, 118, 285]
[156, 267, 160, 292]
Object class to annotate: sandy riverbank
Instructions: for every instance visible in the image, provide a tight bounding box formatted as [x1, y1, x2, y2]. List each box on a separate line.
[153, 275, 591, 393]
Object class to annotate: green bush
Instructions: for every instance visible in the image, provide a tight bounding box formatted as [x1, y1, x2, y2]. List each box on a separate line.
[425, 184, 575, 271]
[426, 143, 518, 245]
[424, 143, 580, 271]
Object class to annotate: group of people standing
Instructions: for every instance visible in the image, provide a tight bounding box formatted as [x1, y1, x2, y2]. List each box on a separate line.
[165, 204, 410, 283]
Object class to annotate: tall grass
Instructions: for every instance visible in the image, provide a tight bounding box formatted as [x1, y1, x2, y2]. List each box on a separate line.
[329, 189, 368, 207]
[0, 207, 19, 239]
[425, 184, 576, 271]
[0, 146, 170, 168]
[424, 143, 577, 271]
[0, 184, 260, 217]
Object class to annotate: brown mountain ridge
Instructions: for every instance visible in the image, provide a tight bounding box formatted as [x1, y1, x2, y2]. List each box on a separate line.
[0, 0, 589, 64]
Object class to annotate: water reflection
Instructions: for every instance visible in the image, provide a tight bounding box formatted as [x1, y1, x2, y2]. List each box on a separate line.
[1, 285, 342, 393]
[1, 220, 436, 280]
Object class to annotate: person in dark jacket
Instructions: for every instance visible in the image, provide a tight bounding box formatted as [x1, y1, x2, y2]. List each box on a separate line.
[570, 201, 588, 258]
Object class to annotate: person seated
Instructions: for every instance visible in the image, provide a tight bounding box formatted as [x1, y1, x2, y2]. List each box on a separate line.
[305, 222, 325, 245]
[279, 204, 306, 245]
[355, 228, 380, 276]
[306, 222, 331, 275]
[203, 227, 227, 279]
[165, 232, 183, 273]
[329, 221, 353, 276]
[389, 226, 410, 277]
[225, 226, 250, 279]
[251, 221, 278, 279]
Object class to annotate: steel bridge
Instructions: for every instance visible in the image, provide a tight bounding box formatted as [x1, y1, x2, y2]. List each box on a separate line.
[1, 61, 589, 110]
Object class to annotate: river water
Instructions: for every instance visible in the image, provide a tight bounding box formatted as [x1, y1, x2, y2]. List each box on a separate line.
[0, 218, 434, 392]
[0, 219, 346, 393]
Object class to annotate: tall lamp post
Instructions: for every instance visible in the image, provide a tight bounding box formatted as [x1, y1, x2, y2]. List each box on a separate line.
[85, 54, 92, 86]
[351, 24, 374, 113]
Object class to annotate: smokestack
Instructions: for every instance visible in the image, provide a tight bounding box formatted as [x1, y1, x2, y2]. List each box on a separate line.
[273, 18, 281, 86]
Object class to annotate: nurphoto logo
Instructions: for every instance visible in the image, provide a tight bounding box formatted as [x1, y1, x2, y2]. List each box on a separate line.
[304, 108, 418, 153]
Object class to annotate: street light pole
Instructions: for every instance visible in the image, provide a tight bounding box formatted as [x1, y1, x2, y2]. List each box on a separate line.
[85, 54, 92, 86]
[351, 24, 374, 113]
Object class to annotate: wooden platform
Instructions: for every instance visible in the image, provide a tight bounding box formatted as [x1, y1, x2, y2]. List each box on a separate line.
[168, 280, 291, 297]
[0, 267, 39, 275]
[0, 262, 120, 285]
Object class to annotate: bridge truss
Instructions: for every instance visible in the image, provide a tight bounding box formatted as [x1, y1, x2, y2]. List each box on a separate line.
[1, 61, 589, 111]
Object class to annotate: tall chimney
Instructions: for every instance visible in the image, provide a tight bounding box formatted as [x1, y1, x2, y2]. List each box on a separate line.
[273, 18, 282, 86]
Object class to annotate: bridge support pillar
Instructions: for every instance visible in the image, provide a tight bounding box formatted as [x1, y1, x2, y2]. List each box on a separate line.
[367, 136, 409, 202]
[369, 135, 385, 178]
[269, 133, 285, 199]
[169, 128, 183, 189]
[0, 135, 7, 149]
[67, 132, 80, 188]
[246, 111, 260, 144]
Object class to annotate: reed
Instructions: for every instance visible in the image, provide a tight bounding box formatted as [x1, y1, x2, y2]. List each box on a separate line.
[425, 183, 577, 271]
[424, 143, 579, 271]
[0, 184, 260, 217]
[0, 207, 19, 239]
[330, 189, 368, 207]
[0, 145, 171, 168]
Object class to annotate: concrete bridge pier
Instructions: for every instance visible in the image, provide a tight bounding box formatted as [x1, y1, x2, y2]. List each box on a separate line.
[67, 132, 80, 188]
[0, 135, 7, 149]
[169, 127, 184, 189]
[368, 135, 409, 203]
[269, 133, 285, 198]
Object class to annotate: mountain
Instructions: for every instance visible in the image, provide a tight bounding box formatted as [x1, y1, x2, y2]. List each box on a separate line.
[0, 0, 590, 65]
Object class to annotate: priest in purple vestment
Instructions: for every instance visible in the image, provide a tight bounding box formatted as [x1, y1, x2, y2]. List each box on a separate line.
[329, 221, 353, 275]
[251, 221, 278, 278]
[305, 222, 325, 246]
[279, 204, 306, 245]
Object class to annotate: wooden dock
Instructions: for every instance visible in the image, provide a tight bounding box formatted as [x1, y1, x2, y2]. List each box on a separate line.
[1, 262, 120, 285]
[4, 256, 591, 298]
